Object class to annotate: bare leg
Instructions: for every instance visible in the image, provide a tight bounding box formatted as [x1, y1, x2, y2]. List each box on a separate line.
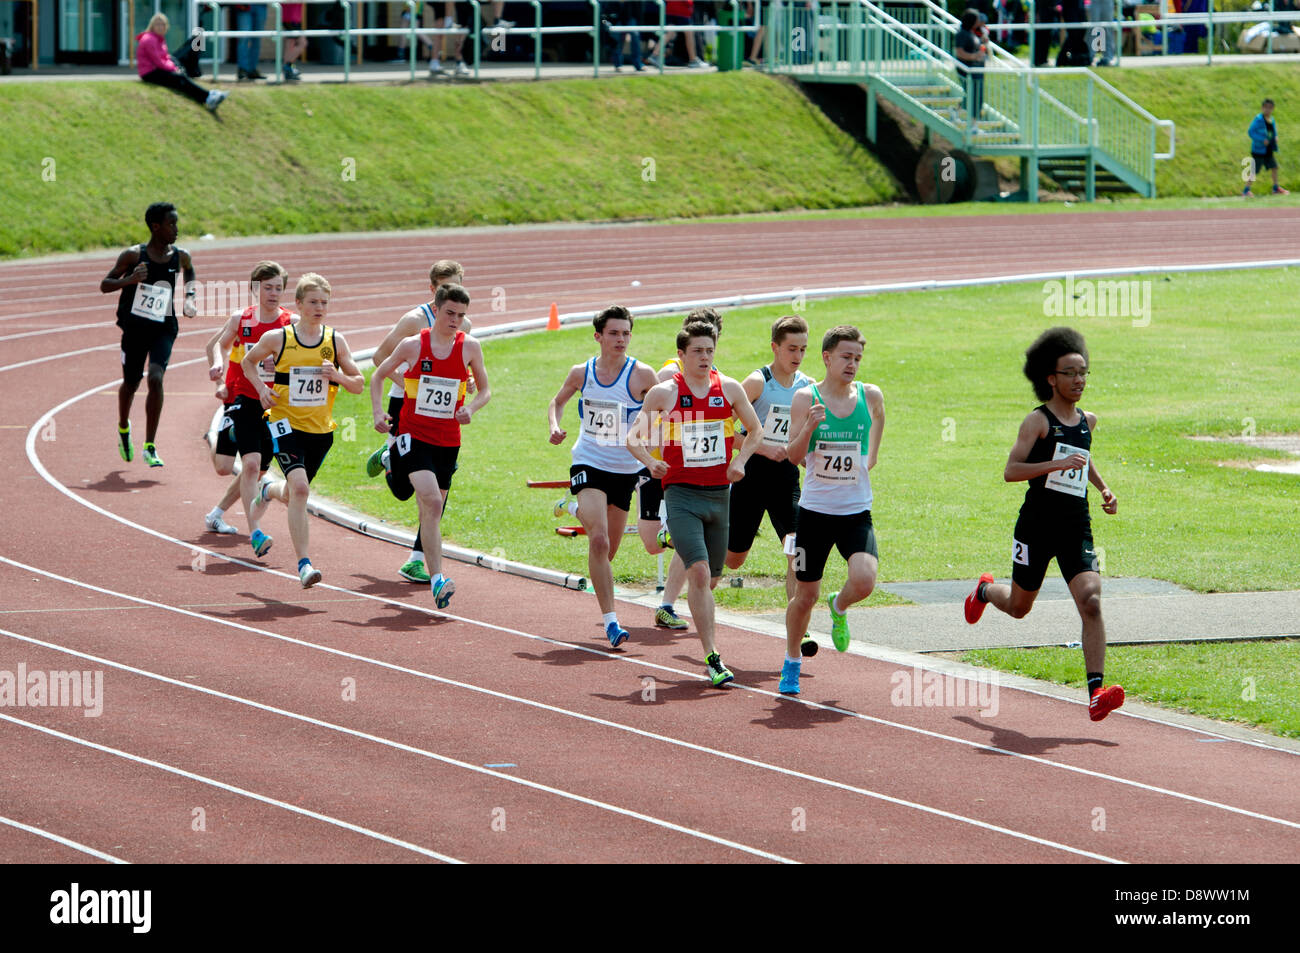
[409, 469, 446, 578]
[1069, 571, 1106, 673]
[983, 580, 1039, 619]
[284, 470, 312, 562]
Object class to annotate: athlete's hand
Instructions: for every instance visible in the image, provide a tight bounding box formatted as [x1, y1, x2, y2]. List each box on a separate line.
[466, 373, 477, 396]
[208, 363, 223, 382]
[455, 406, 473, 425]
[646, 459, 669, 480]
[1058, 453, 1088, 473]
[321, 360, 340, 384]
[549, 425, 567, 445]
[126, 262, 149, 285]
[1100, 487, 1118, 514]
[258, 388, 278, 411]
[182, 298, 198, 318]
[373, 412, 391, 435]
[756, 442, 787, 463]
[214, 383, 228, 403]
[807, 402, 827, 428]
[727, 459, 746, 483]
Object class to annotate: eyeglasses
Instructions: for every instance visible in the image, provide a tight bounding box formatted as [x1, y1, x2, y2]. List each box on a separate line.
[1053, 368, 1089, 379]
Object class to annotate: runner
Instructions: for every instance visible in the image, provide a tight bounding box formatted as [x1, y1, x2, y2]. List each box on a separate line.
[724, 314, 817, 657]
[546, 305, 659, 646]
[203, 261, 295, 551]
[369, 283, 490, 610]
[240, 273, 365, 588]
[627, 320, 764, 686]
[99, 201, 197, 467]
[364, 260, 469, 583]
[201, 327, 243, 535]
[779, 326, 884, 696]
[963, 326, 1125, 722]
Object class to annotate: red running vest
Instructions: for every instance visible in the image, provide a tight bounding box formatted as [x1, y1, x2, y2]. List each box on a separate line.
[399, 328, 470, 447]
[661, 370, 735, 487]
[227, 306, 294, 400]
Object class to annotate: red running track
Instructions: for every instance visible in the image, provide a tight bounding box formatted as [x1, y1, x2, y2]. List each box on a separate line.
[1, 209, 1298, 864]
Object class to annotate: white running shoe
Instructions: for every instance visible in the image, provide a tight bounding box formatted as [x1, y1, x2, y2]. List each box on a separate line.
[204, 513, 239, 535]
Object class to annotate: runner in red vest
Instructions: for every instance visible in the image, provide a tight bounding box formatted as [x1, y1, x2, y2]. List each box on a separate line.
[628, 320, 763, 686]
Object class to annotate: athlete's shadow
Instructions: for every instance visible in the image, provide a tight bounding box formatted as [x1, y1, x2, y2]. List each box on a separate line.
[347, 574, 426, 599]
[591, 674, 736, 706]
[335, 606, 446, 633]
[203, 592, 327, 623]
[83, 471, 162, 493]
[620, 626, 687, 648]
[952, 715, 1121, 755]
[192, 534, 248, 552]
[173, 558, 246, 577]
[750, 693, 857, 731]
[514, 643, 615, 667]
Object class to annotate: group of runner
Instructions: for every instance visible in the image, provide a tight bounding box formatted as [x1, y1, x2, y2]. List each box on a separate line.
[104, 205, 1124, 721]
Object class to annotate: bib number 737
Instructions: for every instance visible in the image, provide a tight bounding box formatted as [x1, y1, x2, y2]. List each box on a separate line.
[682, 420, 725, 467]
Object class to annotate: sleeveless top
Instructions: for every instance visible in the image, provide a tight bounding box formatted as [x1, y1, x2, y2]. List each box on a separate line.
[800, 381, 873, 515]
[115, 244, 183, 333]
[662, 370, 735, 488]
[399, 328, 470, 447]
[268, 324, 339, 435]
[227, 306, 293, 400]
[571, 356, 644, 475]
[388, 302, 436, 400]
[1023, 404, 1092, 520]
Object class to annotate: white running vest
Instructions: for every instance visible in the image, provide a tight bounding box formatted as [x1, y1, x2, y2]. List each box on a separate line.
[571, 356, 644, 475]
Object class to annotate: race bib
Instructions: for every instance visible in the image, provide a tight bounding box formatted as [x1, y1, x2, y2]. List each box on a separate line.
[762, 404, 792, 447]
[1044, 442, 1089, 498]
[267, 418, 292, 440]
[814, 440, 860, 484]
[220, 414, 234, 432]
[581, 398, 624, 445]
[416, 375, 459, 418]
[1013, 539, 1030, 566]
[130, 282, 172, 322]
[682, 419, 726, 468]
[395, 433, 412, 456]
[256, 358, 276, 384]
[289, 366, 327, 406]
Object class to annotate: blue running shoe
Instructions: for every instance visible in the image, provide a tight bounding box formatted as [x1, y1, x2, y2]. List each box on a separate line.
[250, 529, 273, 558]
[778, 658, 801, 695]
[605, 620, 629, 648]
[432, 575, 456, 609]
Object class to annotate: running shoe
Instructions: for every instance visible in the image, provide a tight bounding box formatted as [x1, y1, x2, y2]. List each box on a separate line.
[705, 653, 734, 687]
[399, 559, 431, 583]
[605, 620, 629, 648]
[204, 513, 239, 535]
[799, 633, 819, 657]
[117, 422, 133, 462]
[299, 562, 322, 589]
[654, 606, 688, 630]
[1274, 185, 1290, 195]
[142, 443, 164, 467]
[656, 526, 673, 549]
[826, 591, 850, 652]
[553, 497, 572, 518]
[205, 89, 228, 112]
[432, 575, 456, 609]
[454, 61, 471, 76]
[250, 528, 273, 558]
[964, 572, 995, 624]
[365, 445, 387, 478]
[1088, 684, 1125, 722]
[1243, 186, 1255, 197]
[778, 658, 801, 695]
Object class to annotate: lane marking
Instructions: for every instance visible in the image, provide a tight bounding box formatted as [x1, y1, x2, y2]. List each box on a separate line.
[0, 814, 128, 864]
[0, 626, 796, 865]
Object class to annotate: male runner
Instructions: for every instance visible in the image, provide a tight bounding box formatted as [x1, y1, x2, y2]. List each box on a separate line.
[370, 283, 490, 610]
[365, 260, 469, 583]
[203, 261, 295, 551]
[100, 201, 197, 467]
[627, 320, 763, 686]
[547, 305, 659, 646]
[725, 314, 817, 658]
[241, 274, 365, 588]
[779, 326, 884, 694]
[963, 327, 1124, 722]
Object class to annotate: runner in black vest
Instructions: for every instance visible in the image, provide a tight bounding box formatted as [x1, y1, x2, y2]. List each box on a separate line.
[963, 327, 1125, 722]
[99, 202, 197, 467]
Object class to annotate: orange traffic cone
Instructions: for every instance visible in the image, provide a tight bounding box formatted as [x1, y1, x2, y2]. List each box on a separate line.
[547, 302, 560, 331]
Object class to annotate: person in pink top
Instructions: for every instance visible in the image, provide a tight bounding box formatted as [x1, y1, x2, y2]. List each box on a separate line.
[280, 3, 307, 81]
[137, 14, 228, 112]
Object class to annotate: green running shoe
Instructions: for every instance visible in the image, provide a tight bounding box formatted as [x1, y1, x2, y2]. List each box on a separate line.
[705, 653, 734, 687]
[365, 444, 387, 478]
[117, 422, 133, 462]
[399, 559, 431, 583]
[800, 633, 819, 657]
[142, 443, 164, 467]
[827, 591, 850, 652]
[654, 606, 688, 630]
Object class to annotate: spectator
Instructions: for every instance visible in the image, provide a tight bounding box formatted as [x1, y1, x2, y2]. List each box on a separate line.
[234, 3, 268, 80]
[954, 9, 987, 125]
[137, 14, 228, 112]
[1090, 0, 1117, 65]
[606, 2, 646, 71]
[280, 3, 307, 81]
[1032, 0, 1057, 65]
[393, 2, 439, 64]
[654, 0, 707, 68]
[1244, 98, 1289, 196]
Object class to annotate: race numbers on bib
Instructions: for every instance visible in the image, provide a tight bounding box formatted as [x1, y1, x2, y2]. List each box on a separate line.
[130, 282, 172, 322]
[289, 366, 327, 406]
[256, 358, 277, 384]
[682, 420, 726, 468]
[581, 398, 624, 445]
[267, 418, 292, 440]
[763, 404, 792, 447]
[416, 375, 459, 418]
[395, 433, 412, 456]
[814, 441, 859, 483]
[1045, 442, 1090, 498]
[1013, 539, 1030, 566]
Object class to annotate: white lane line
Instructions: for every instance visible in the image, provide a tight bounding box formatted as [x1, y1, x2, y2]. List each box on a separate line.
[24, 384, 1300, 836]
[0, 627, 795, 865]
[0, 712, 462, 864]
[0, 814, 128, 864]
[0, 580, 1122, 864]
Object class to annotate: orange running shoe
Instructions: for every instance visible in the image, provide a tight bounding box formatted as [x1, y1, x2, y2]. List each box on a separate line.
[964, 573, 995, 624]
[1088, 684, 1126, 722]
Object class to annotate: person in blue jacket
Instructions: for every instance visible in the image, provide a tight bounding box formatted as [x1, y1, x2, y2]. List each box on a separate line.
[1245, 99, 1289, 196]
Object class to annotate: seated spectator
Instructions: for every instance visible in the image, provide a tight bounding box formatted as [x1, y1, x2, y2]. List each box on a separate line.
[137, 14, 228, 112]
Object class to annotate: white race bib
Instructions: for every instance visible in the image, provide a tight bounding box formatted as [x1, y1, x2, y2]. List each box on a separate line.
[130, 282, 172, 322]
[267, 418, 292, 440]
[762, 404, 792, 447]
[289, 366, 328, 406]
[415, 375, 459, 418]
[813, 440, 860, 484]
[581, 398, 625, 445]
[1044, 442, 1089, 498]
[682, 419, 726, 468]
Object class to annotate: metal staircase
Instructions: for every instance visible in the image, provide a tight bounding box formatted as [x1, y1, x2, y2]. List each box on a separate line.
[760, 0, 1175, 200]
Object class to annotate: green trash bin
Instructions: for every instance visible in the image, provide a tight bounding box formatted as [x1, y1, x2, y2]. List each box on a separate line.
[715, 6, 744, 71]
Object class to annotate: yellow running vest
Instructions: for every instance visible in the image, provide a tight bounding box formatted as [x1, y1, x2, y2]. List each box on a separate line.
[268, 324, 339, 434]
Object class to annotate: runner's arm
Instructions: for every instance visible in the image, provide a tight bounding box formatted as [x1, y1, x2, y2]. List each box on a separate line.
[1083, 412, 1117, 512]
[864, 384, 885, 471]
[725, 377, 764, 474]
[241, 330, 284, 410]
[204, 313, 240, 381]
[371, 311, 420, 368]
[327, 332, 366, 395]
[627, 383, 671, 477]
[1003, 411, 1084, 482]
[100, 248, 145, 293]
[370, 336, 420, 428]
[784, 386, 820, 468]
[460, 337, 491, 420]
[180, 250, 197, 318]
[547, 364, 585, 445]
